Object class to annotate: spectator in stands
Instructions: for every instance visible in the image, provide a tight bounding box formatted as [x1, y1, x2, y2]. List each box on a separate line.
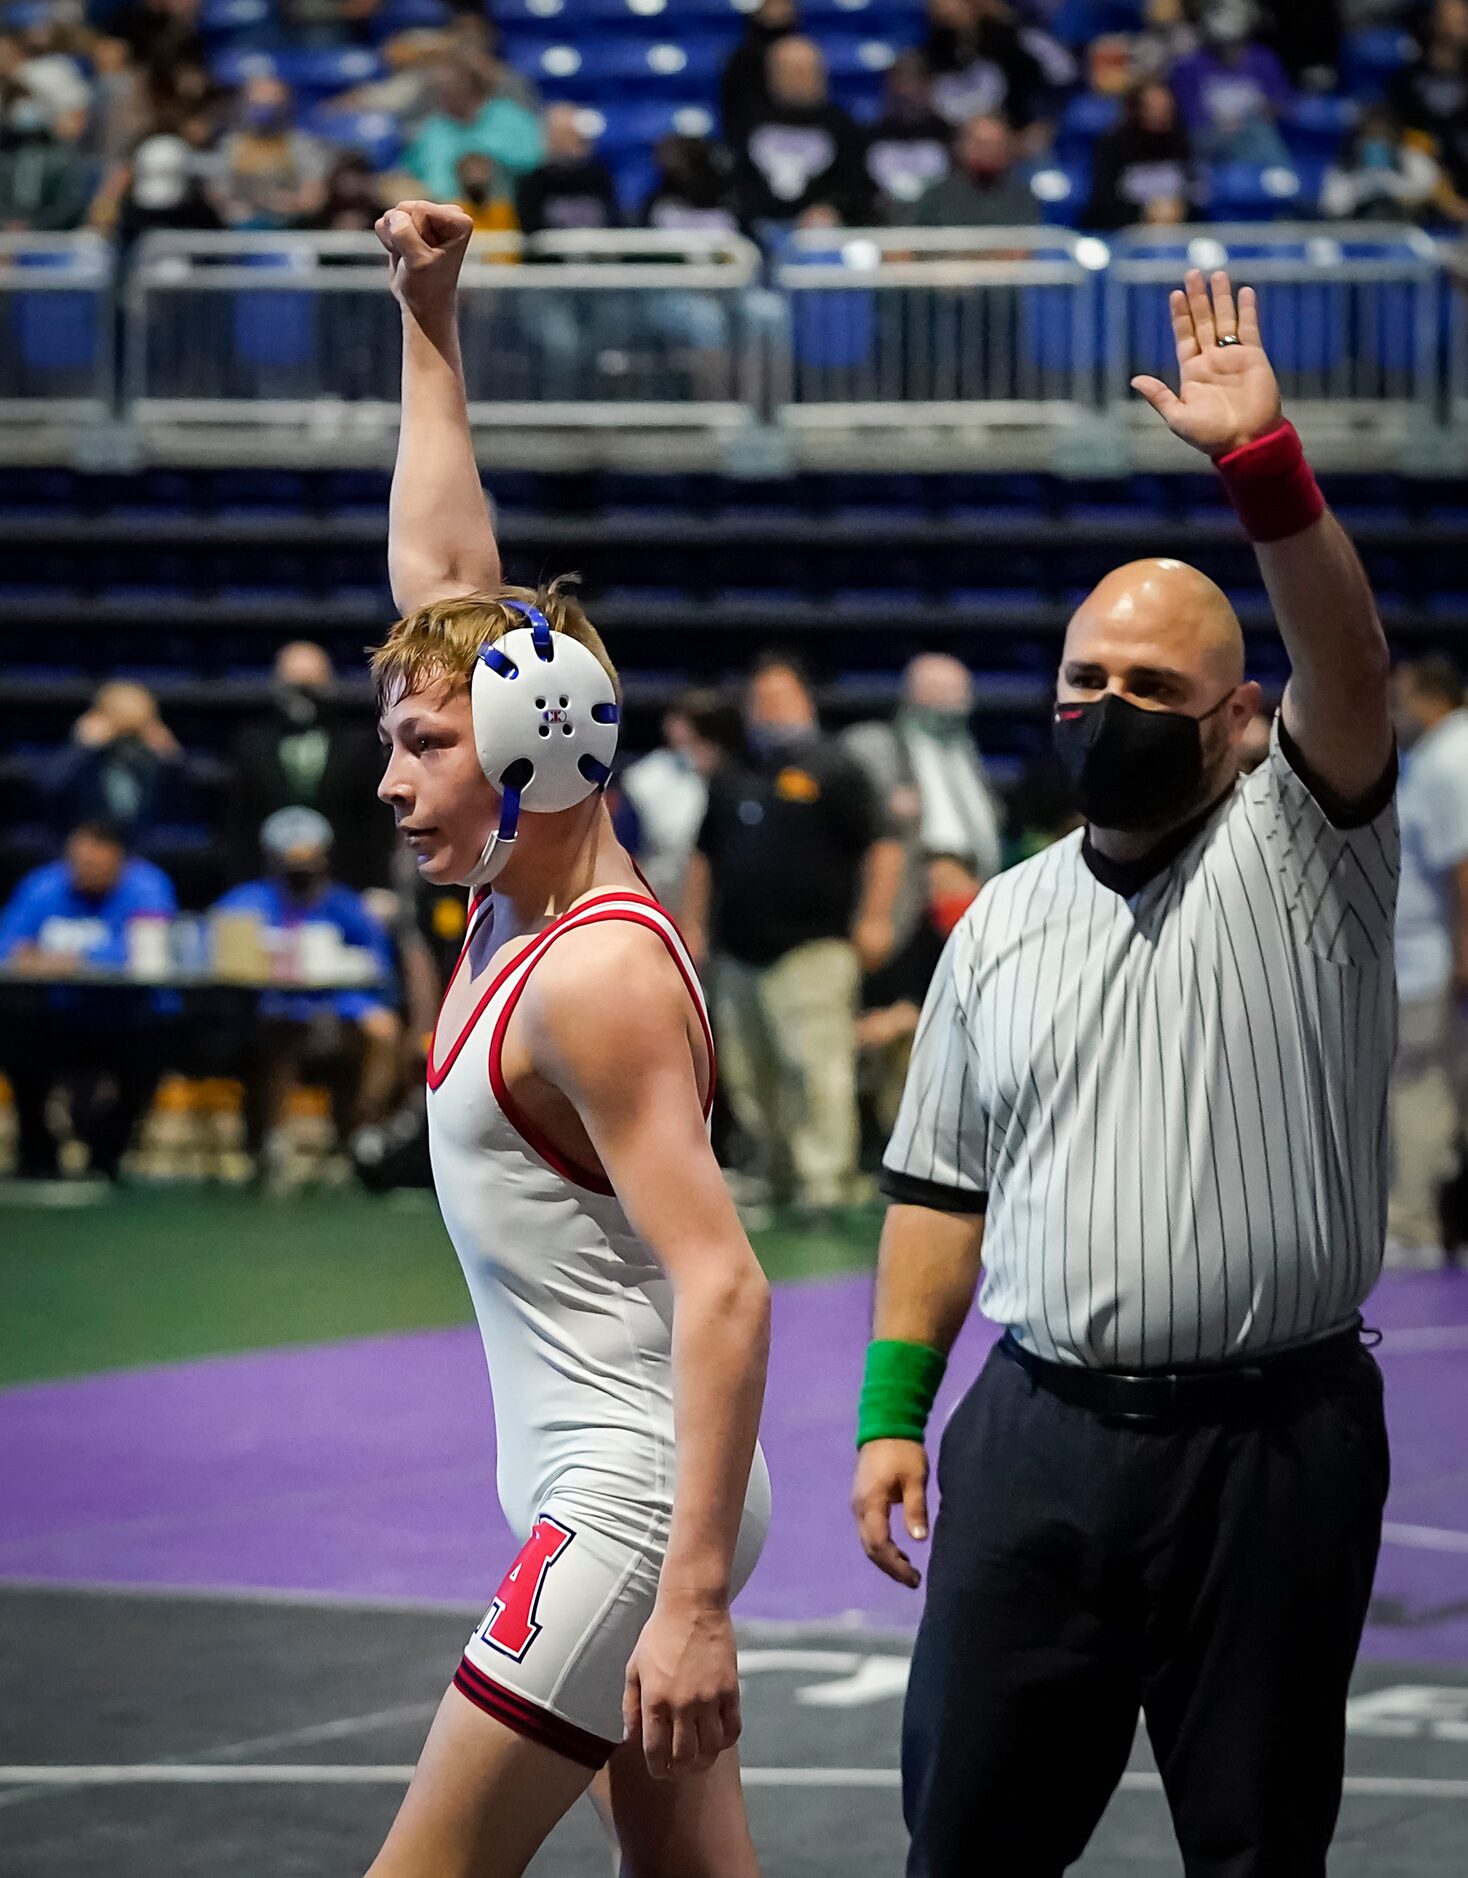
[0, 78, 91, 230]
[1387, 656, 1468, 1266]
[642, 134, 740, 233]
[325, 27, 451, 130]
[911, 112, 1035, 225]
[110, 0, 204, 76]
[212, 75, 328, 229]
[721, 0, 798, 143]
[843, 653, 1003, 958]
[45, 681, 182, 848]
[93, 122, 224, 241]
[0, 820, 176, 1182]
[214, 807, 400, 1182]
[308, 149, 386, 233]
[1170, 0, 1293, 166]
[732, 35, 871, 228]
[622, 689, 743, 908]
[857, 848, 982, 1134]
[401, 60, 543, 205]
[682, 653, 902, 1216]
[922, 0, 1045, 135]
[1083, 79, 1197, 229]
[1391, 0, 1468, 215]
[229, 641, 391, 890]
[1320, 104, 1442, 221]
[516, 105, 620, 235]
[11, 13, 91, 130]
[865, 50, 953, 216]
[453, 151, 519, 237]
[445, 10, 540, 114]
[88, 35, 151, 167]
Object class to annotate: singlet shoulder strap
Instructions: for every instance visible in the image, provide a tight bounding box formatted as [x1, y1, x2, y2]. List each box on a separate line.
[486, 893, 717, 1193]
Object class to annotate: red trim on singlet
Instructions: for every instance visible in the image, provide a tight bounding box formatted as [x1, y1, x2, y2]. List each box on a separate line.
[426, 890, 664, 1092]
[452, 1656, 617, 1769]
[487, 907, 717, 1197]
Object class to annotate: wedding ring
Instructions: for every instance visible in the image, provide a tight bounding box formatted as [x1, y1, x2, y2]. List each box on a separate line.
[1216, 334, 1242, 347]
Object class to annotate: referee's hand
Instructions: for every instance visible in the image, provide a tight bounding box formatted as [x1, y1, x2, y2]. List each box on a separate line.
[851, 1439, 930, 1589]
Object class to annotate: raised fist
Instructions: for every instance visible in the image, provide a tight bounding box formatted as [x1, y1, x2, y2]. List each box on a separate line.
[374, 199, 475, 323]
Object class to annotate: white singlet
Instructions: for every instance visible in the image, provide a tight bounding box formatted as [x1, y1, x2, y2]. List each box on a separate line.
[426, 887, 771, 1764]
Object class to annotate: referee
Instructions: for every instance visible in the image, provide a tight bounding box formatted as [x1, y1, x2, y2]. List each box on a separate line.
[851, 269, 1397, 1878]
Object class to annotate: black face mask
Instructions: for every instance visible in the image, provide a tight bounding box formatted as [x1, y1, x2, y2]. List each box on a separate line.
[282, 865, 326, 899]
[1051, 690, 1233, 834]
[274, 682, 327, 728]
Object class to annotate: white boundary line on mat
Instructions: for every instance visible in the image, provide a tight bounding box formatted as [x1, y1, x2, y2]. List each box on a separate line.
[0, 1767, 1467, 1799]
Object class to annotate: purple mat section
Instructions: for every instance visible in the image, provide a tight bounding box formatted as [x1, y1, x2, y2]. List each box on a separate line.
[4, 1272, 1467, 1658]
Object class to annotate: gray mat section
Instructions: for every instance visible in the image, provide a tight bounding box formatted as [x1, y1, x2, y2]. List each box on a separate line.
[3, 1586, 1466, 1875]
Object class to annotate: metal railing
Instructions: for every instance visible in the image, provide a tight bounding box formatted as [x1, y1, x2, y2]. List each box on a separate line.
[1, 222, 1463, 469]
[0, 233, 115, 426]
[124, 227, 766, 442]
[1108, 224, 1446, 452]
[773, 227, 1109, 442]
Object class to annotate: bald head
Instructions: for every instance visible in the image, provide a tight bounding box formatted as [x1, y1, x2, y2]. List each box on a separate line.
[1063, 559, 1245, 700]
[904, 653, 973, 713]
[275, 641, 333, 690]
[1058, 557, 1262, 842]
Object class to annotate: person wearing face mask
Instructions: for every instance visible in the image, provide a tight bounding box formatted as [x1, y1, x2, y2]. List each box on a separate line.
[621, 689, 743, 909]
[212, 806, 400, 1181]
[212, 74, 328, 230]
[229, 641, 392, 890]
[1320, 106, 1442, 224]
[45, 680, 182, 848]
[853, 268, 1397, 1878]
[843, 655, 1003, 959]
[682, 654, 902, 1216]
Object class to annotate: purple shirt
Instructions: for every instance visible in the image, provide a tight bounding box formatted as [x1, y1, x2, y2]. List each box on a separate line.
[1171, 45, 1292, 136]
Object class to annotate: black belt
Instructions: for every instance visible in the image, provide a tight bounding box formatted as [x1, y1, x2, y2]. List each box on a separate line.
[998, 1322, 1365, 1425]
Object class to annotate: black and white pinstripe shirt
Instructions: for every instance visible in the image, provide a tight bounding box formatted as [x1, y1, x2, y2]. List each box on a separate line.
[881, 720, 1400, 1370]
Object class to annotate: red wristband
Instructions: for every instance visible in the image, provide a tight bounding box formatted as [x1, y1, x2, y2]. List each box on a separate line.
[1214, 419, 1326, 544]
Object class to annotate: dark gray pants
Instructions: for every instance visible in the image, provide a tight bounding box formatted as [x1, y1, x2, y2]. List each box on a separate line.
[903, 1337, 1388, 1877]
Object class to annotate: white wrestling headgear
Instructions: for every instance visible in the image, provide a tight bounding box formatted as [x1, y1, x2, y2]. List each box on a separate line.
[463, 598, 620, 889]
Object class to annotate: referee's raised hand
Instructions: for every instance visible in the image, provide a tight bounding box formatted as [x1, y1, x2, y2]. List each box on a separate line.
[1130, 266, 1283, 458]
[852, 1436, 930, 1588]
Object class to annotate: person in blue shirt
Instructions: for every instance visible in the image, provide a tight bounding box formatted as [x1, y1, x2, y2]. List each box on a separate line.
[213, 806, 401, 1176]
[0, 820, 177, 1181]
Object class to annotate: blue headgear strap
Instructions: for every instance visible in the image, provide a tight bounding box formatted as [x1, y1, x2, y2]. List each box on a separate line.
[497, 596, 555, 661]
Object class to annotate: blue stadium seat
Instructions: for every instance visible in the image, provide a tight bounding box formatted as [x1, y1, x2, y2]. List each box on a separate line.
[307, 106, 403, 169]
[592, 100, 716, 151]
[1050, 0, 1145, 43]
[375, 0, 450, 25]
[1342, 27, 1417, 96]
[232, 255, 318, 376]
[209, 46, 286, 89]
[200, 0, 274, 34]
[783, 245, 877, 373]
[272, 46, 384, 94]
[10, 254, 98, 378]
[1281, 94, 1357, 160]
[818, 31, 921, 79]
[611, 149, 660, 214]
[1055, 90, 1121, 158]
[1204, 160, 1302, 220]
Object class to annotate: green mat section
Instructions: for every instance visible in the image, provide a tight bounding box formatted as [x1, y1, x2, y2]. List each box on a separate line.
[0, 1187, 877, 1386]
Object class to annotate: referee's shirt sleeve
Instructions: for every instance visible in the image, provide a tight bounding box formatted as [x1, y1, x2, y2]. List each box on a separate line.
[1257, 714, 1399, 967]
[879, 914, 989, 1214]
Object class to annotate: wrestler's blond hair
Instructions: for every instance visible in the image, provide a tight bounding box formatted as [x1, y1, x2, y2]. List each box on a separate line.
[371, 578, 619, 711]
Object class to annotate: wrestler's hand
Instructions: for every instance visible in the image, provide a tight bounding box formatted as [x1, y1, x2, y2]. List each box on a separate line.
[851, 1437, 929, 1589]
[1131, 267, 1282, 458]
[623, 1591, 741, 1779]
[375, 200, 474, 325]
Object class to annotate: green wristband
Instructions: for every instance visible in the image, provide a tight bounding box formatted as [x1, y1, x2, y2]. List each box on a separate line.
[857, 1339, 947, 1449]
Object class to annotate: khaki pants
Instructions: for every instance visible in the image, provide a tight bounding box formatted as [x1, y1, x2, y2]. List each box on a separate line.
[714, 939, 860, 1209]
[1388, 992, 1465, 1250]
